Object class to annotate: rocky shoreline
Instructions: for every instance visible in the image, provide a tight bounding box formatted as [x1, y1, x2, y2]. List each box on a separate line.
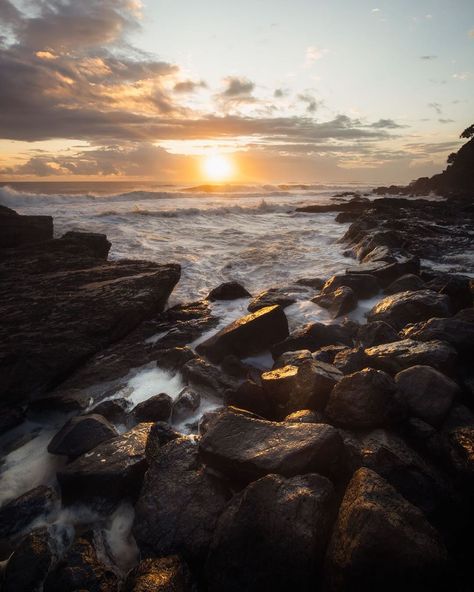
[0, 191, 473, 591]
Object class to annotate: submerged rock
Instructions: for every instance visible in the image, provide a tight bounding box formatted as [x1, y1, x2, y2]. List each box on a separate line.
[124, 556, 194, 592]
[47, 414, 118, 459]
[207, 281, 251, 301]
[206, 473, 336, 592]
[312, 286, 357, 318]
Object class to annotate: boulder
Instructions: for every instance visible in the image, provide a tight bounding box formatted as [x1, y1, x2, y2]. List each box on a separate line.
[247, 287, 296, 312]
[156, 346, 198, 372]
[172, 388, 201, 421]
[145, 422, 182, 462]
[206, 473, 336, 592]
[133, 438, 229, 563]
[89, 398, 131, 425]
[312, 286, 357, 318]
[296, 277, 325, 289]
[346, 254, 420, 287]
[0, 405, 24, 435]
[365, 339, 457, 374]
[367, 289, 451, 330]
[0, 486, 58, 540]
[273, 348, 313, 368]
[385, 273, 426, 294]
[199, 409, 344, 483]
[47, 414, 117, 459]
[284, 409, 326, 423]
[133, 393, 172, 423]
[312, 345, 348, 364]
[57, 423, 152, 504]
[181, 357, 237, 394]
[207, 281, 251, 301]
[325, 468, 449, 592]
[60, 231, 111, 259]
[333, 347, 371, 374]
[196, 305, 289, 363]
[0, 207, 53, 248]
[224, 380, 275, 419]
[325, 368, 400, 429]
[425, 272, 473, 312]
[401, 316, 474, 354]
[123, 556, 194, 592]
[357, 321, 399, 347]
[271, 321, 354, 359]
[395, 365, 459, 427]
[321, 273, 380, 299]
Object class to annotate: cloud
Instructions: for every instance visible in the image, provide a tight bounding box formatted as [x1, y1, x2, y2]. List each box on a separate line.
[427, 102, 442, 114]
[305, 46, 328, 67]
[438, 118, 454, 124]
[297, 93, 319, 113]
[220, 76, 255, 97]
[420, 55, 437, 60]
[273, 88, 289, 98]
[173, 79, 207, 93]
[452, 71, 471, 80]
[370, 119, 405, 129]
[371, 8, 381, 13]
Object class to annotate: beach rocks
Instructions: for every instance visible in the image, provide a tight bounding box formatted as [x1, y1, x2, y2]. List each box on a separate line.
[224, 380, 274, 418]
[395, 365, 458, 426]
[0, 486, 58, 540]
[325, 468, 449, 592]
[312, 286, 357, 318]
[271, 321, 354, 358]
[199, 409, 344, 483]
[47, 414, 118, 459]
[321, 273, 380, 299]
[346, 254, 420, 287]
[401, 316, 474, 354]
[206, 473, 336, 592]
[172, 388, 201, 421]
[0, 206, 53, 248]
[367, 289, 451, 330]
[90, 398, 131, 424]
[357, 321, 399, 347]
[133, 438, 229, 563]
[196, 305, 289, 363]
[333, 347, 370, 374]
[60, 231, 111, 259]
[145, 422, 182, 462]
[132, 393, 172, 423]
[207, 281, 251, 301]
[181, 357, 237, 394]
[124, 556, 194, 592]
[325, 368, 400, 429]
[247, 287, 296, 312]
[385, 273, 426, 294]
[365, 339, 457, 374]
[57, 423, 151, 505]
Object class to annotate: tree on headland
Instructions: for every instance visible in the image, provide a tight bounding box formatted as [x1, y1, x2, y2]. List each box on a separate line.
[460, 124, 474, 139]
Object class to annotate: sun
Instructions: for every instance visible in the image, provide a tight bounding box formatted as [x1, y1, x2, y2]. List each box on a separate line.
[202, 154, 235, 181]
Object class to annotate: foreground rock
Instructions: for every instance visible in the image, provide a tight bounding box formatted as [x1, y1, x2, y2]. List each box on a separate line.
[57, 423, 151, 505]
[124, 556, 194, 592]
[325, 468, 449, 592]
[199, 409, 344, 483]
[247, 287, 297, 312]
[0, 205, 53, 248]
[357, 321, 399, 347]
[47, 414, 117, 459]
[196, 305, 289, 363]
[132, 393, 172, 423]
[401, 315, 474, 354]
[206, 473, 336, 592]
[367, 290, 451, 330]
[321, 273, 380, 299]
[312, 286, 357, 318]
[365, 339, 457, 374]
[207, 281, 251, 301]
[0, 486, 58, 541]
[271, 321, 355, 358]
[134, 438, 229, 564]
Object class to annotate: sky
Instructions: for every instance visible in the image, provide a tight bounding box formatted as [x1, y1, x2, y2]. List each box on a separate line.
[0, 0, 473, 184]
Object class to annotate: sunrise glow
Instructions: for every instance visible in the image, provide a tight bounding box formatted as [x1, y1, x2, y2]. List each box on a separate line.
[202, 154, 235, 181]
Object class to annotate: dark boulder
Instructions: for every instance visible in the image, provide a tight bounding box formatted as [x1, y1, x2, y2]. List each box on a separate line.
[145, 422, 182, 462]
[365, 338, 457, 374]
[425, 272, 473, 313]
[321, 273, 380, 299]
[60, 231, 111, 259]
[133, 438, 229, 563]
[312, 286, 357, 318]
[271, 321, 354, 359]
[247, 287, 297, 313]
[206, 473, 336, 592]
[273, 348, 313, 368]
[181, 357, 237, 394]
[156, 347, 198, 372]
[196, 305, 289, 363]
[0, 485, 58, 540]
[357, 321, 399, 347]
[367, 290, 451, 330]
[123, 556, 194, 592]
[133, 393, 172, 423]
[0, 207, 53, 248]
[0, 405, 24, 435]
[346, 254, 420, 287]
[333, 347, 371, 374]
[284, 409, 326, 423]
[401, 316, 474, 354]
[57, 423, 152, 505]
[296, 277, 325, 289]
[199, 409, 344, 484]
[207, 281, 251, 301]
[172, 388, 201, 421]
[325, 368, 400, 429]
[312, 345, 348, 364]
[224, 380, 275, 419]
[395, 365, 458, 427]
[47, 414, 117, 459]
[90, 398, 131, 425]
[385, 273, 426, 294]
[325, 468, 449, 592]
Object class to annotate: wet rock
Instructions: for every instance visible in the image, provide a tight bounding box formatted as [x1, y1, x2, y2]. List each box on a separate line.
[207, 281, 251, 301]
[133, 393, 172, 423]
[224, 380, 275, 419]
[60, 231, 111, 259]
[156, 347, 198, 372]
[181, 357, 237, 394]
[284, 409, 325, 423]
[247, 288, 297, 313]
[361, 245, 397, 264]
[261, 359, 343, 413]
[357, 321, 399, 347]
[28, 388, 92, 414]
[395, 365, 459, 427]
[145, 422, 182, 462]
[425, 272, 473, 313]
[172, 388, 201, 421]
[220, 354, 253, 378]
[199, 409, 344, 483]
[312, 286, 357, 318]
[385, 273, 426, 294]
[198, 409, 226, 435]
[0, 206, 53, 248]
[365, 338, 457, 374]
[325, 468, 449, 592]
[333, 347, 371, 374]
[401, 316, 474, 354]
[367, 289, 451, 330]
[0, 405, 24, 435]
[346, 254, 420, 287]
[0, 486, 58, 540]
[47, 414, 118, 459]
[124, 556, 194, 592]
[321, 273, 380, 299]
[44, 536, 118, 592]
[271, 321, 354, 359]
[57, 423, 152, 505]
[325, 368, 400, 429]
[90, 398, 131, 425]
[206, 473, 336, 592]
[196, 305, 289, 363]
[312, 345, 348, 364]
[296, 277, 325, 289]
[133, 438, 229, 564]
[273, 348, 313, 368]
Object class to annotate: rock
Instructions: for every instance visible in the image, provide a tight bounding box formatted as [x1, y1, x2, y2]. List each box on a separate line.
[206, 473, 336, 592]
[311, 345, 348, 364]
[3, 527, 59, 592]
[0, 486, 58, 540]
[284, 409, 325, 423]
[273, 348, 313, 368]
[365, 339, 457, 374]
[172, 388, 201, 421]
[199, 409, 344, 483]
[261, 359, 343, 413]
[133, 393, 172, 423]
[181, 357, 237, 394]
[123, 556, 194, 592]
[57, 423, 152, 505]
[357, 321, 399, 347]
[312, 286, 357, 318]
[361, 245, 397, 264]
[0, 206, 53, 248]
[325, 368, 400, 429]
[385, 273, 426, 294]
[47, 414, 118, 459]
[133, 438, 229, 563]
[145, 422, 182, 462]
[367, 289, 451, 330]
[346, 254, 420, 287]
[60, 231, 111, 259]
[156, 347, 198, 372]
[90, 398, 131, 425]
[401, 316, 474, 354]
[425, 272, 473, 313]
[325, 468, 449, 592]
[395, 365, 459, 427]
[196, 305, 289, 363]
[247, 288, 296, 313]
[321, 273, 380, 299]
[206, 281, 251, 301]
[296, 277, 325, 289]
[224, 380, 275, 419]
[271, 321, 354, 359]
[27, 389, 91, 413]
[0, 405, 24, 434]
[44, 536, 118, 592]
[333, 347, 371, 374]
